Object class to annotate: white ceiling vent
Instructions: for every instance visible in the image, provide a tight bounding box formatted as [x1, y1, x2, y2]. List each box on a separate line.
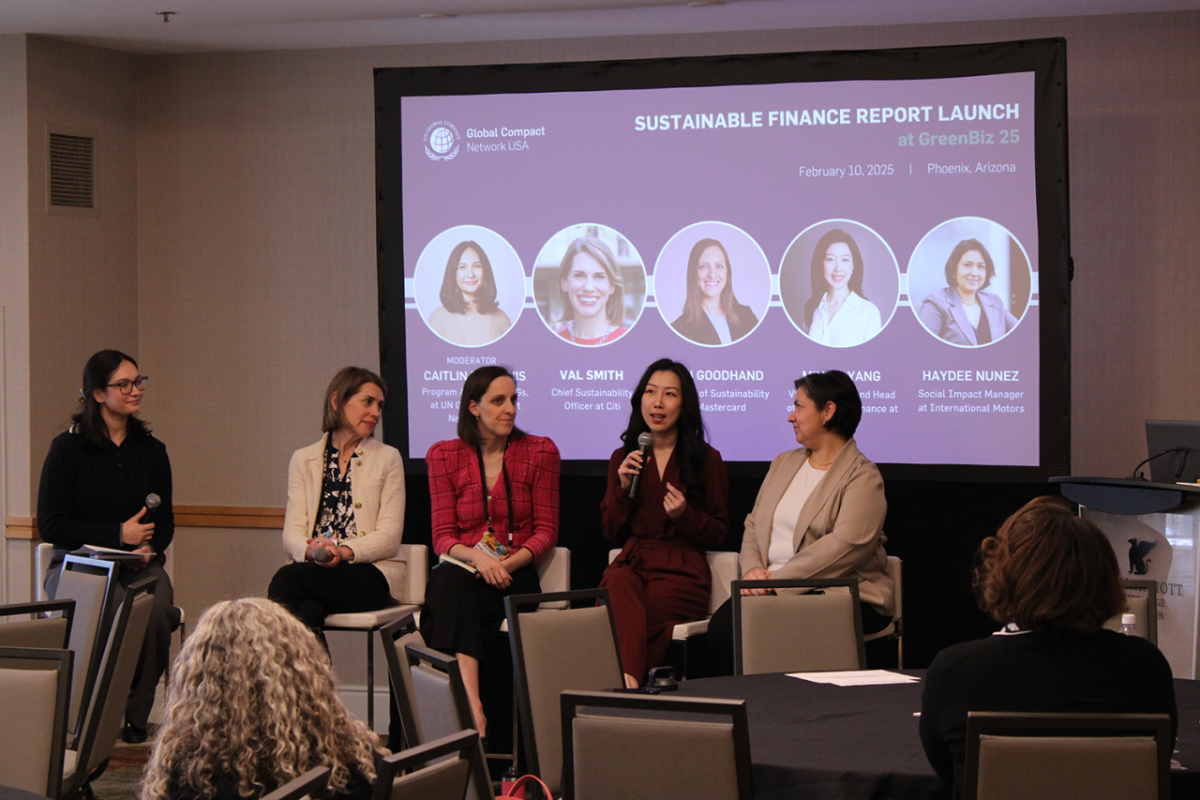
[46, 126, 99, 216]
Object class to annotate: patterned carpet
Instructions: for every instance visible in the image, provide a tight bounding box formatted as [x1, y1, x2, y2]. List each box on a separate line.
[89, 739, 151, 800]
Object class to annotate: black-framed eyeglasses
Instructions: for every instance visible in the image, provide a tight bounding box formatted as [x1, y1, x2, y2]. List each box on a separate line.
[107, 376, 149, 395]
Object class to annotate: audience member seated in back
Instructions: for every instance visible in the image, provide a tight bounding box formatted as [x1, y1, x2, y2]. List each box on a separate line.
[140, 598, 383, 800]
[268, 366, 405, 635]
[706, 370, 894, 675]
[919, 497, 1177, 800]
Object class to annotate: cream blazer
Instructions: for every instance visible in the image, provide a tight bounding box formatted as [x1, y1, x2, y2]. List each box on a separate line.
[740, 440, 895, 617]
[282, 434, 407, 600]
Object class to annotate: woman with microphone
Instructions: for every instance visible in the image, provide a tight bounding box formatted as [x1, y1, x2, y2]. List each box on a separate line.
[600, 359, 729, 688]
[268, 367, 405, 635]
[37, 349, 178, 744]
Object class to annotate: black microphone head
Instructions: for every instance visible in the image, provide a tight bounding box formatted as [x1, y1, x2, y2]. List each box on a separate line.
[145, 493, 161, 510]
[637, 432, 654, 448]
[312, 547, 333, 563]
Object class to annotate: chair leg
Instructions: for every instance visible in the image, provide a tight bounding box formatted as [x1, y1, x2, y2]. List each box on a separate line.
[366, 630, 375, 732]
[680, 638, 689, 680]
[897, 634, 904, 670]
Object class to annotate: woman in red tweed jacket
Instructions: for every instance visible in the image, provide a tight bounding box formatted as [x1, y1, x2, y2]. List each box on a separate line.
[422, 365, 560, 737]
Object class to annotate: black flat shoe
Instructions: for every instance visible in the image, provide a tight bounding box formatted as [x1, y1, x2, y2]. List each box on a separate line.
[121, 723, 148, 744]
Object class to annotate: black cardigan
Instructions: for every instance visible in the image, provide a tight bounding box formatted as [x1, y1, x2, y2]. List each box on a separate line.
[920, 629, 1177, 799]
[37, 427, 174, 557]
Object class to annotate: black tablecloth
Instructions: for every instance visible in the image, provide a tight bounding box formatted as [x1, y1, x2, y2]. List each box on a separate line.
[673, 672, 1200, 800]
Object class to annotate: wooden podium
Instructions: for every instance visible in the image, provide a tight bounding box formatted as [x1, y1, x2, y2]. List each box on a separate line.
[1053, 476, 1200, 678]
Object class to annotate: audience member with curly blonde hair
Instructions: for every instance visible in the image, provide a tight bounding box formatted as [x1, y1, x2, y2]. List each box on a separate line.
[141, 598, 382, 800]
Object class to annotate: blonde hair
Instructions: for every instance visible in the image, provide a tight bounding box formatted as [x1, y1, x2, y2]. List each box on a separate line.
[140, 598, 381, 800]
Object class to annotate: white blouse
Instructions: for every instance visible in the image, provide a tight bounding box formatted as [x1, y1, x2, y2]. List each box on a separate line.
[767, 460, 826, 571]
[808, 291, 882, 347]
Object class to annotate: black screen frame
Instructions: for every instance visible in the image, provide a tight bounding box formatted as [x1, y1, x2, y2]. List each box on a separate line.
[375, 38, 1071, 483]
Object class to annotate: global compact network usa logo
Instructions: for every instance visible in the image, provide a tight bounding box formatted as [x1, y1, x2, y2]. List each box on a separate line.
[424, 120, 460, 161]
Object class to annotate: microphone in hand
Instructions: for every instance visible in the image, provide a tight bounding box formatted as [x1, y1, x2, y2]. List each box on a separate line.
[145, 493, 161, 522]
[313, 546, 333, 564]
[628, 432, 654, 500]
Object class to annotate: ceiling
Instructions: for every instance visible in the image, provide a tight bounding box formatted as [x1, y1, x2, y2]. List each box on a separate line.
[2, 0, 1197, 55]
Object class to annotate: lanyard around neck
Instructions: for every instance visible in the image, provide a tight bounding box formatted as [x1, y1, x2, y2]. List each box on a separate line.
[476, 441, 514, 546]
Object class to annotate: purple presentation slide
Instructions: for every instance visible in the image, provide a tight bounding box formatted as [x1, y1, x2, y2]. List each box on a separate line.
[399, 73, 1039, 465]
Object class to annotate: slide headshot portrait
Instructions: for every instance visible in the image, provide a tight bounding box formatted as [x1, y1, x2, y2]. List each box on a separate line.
[413, 225, 525, 348]
[654, 221, 771, 347]
[533, 223, 646, 347]
[909, 217, 1032, 348]
[779, 219, 900, 348]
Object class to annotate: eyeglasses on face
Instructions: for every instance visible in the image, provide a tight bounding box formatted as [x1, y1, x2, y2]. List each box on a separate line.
[106, 376, 149, 395]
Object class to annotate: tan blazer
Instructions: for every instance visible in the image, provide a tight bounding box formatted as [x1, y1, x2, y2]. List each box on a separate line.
[282, 434, 407, 600]
[740, 440, 894, 617]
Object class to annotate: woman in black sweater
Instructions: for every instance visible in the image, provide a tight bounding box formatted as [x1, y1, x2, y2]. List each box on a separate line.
[37, 348, 177, 744]
[920, 497, 1176, 799]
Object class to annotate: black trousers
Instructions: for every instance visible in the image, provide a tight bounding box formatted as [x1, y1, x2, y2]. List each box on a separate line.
[268, 561, 392, 631]
[706, 594, 893, 676]
[419, 562, 541, 662]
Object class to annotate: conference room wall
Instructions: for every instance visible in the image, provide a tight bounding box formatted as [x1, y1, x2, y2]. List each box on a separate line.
[0, 35, 30, 605]
[127, 12, 1200, 667]
[134, 10, 1200, 507]
[26, 35, 141, 498]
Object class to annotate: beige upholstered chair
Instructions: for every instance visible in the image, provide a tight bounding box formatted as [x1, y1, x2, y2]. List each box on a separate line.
[379, 611, 425, 750]
[372, 729, 485, 800]
[403, 643, 492, 800]
[504, 588, 624, 798]
[61, 576, 157, 799]
[260, 767, 331, 800]
[323, 543, 427, 731]
[965, 711, 1172, 800]
[732, 577, 866, 675]
[53, 555, 118, 745]
[862, 556, 904, 666]
[560, 690, 754, 800]
[0, 646, 73, 798]
[607, 548, 739, 678]
[1104, 579, 1158, 646]
[0, 598, 75, 650]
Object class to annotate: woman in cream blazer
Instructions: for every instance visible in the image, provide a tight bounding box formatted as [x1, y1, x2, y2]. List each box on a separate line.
[707, 370, 894, 674]
[268, 367, 405, 632]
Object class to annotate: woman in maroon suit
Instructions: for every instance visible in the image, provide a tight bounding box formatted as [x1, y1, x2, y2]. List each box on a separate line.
[600, 359, 729, 687]
[422, 366, 560, 736]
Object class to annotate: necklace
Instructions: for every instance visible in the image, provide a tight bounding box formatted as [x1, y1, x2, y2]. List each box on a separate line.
[568, 320, 615, 344]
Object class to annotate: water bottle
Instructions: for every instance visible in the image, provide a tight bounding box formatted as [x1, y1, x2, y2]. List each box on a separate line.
[1120, 613, 1141, 637]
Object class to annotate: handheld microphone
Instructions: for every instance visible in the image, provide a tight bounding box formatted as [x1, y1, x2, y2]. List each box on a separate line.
[144, 492, 161, 523]
[628, 432, 654, 500]
[313, 547, 333, 564]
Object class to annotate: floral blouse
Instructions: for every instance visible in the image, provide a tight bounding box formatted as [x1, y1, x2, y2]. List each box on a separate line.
[313, 437, 358, 542]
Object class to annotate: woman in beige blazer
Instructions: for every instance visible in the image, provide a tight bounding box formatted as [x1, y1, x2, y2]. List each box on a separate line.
[268, 367, 405, 633]
[707, 370, 894, 674]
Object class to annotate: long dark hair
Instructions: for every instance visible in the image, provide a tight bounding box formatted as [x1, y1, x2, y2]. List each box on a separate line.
[73, 349, 150, 448]
[804, 228, 868, 331]
[678, 238, 742, 327]
[439, 241, 500, 315]
[620, 359, 708, 495]
[456, 366, 527, 447]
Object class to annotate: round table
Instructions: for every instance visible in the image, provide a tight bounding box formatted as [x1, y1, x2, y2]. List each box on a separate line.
[672, 671, 1200, 800]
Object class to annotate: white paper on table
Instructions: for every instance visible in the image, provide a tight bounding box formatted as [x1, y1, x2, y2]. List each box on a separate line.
[787, 669, 920, 686]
